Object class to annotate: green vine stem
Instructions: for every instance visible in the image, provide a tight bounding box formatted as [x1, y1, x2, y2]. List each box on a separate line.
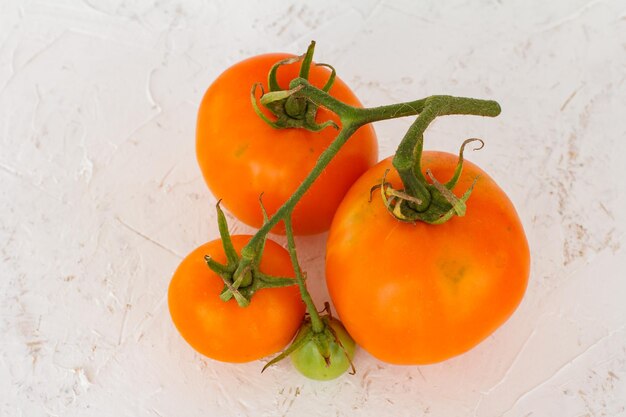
[283, 218, 324, 333]
[206, 42, 501, 312]
[240, 79, 500, 254]
[201, 43, 503, 376]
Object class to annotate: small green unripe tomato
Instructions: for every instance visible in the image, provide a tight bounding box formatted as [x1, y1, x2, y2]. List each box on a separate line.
[290, 317, 356, 381]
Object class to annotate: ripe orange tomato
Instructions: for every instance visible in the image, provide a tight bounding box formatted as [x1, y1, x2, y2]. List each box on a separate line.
[326, 152, 530, 365]
[196, 53, 377, 235]
[168, 235, 305, 363]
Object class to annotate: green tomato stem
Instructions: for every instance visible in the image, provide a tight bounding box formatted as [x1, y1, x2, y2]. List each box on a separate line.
[243, 81, 500, 254]
[243, 123, 357, 255]
[284, 218, 325, 334]
[212, 50, 501, 311]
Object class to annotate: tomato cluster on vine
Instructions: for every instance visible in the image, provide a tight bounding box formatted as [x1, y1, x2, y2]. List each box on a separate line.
[167, 42, 530, 380]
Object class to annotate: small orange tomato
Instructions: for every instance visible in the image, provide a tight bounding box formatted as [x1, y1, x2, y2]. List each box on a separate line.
[326, 152, 530, 365]
[168, 235, 305, 363]
[196, 53, 377, 235]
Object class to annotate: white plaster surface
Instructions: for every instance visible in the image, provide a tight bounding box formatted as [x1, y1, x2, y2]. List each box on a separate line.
[1, 0, 625, 416]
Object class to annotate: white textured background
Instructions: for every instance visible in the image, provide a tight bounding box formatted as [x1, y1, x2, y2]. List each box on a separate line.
[1, 1, 625, 416]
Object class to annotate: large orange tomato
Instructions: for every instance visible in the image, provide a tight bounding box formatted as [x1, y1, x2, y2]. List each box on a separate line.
[326, 152, 530, 365]
[168, 235, 305, 363]
[196, 53, 377, 235]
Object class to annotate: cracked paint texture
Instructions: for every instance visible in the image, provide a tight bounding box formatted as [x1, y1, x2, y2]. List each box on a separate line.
[1, 0, 625, 416]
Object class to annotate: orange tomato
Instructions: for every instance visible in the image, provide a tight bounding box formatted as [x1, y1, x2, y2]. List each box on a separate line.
[168, 235, 305, 363]
[196, 53, 377, 235]
[326, 152, 530, 364]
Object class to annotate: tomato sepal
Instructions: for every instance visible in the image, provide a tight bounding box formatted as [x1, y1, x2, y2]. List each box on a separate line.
[381, 134, 491, 224]
[206, 201, 298, 307]
[261, 325, 312, 373]
[250, 40, 339, 132]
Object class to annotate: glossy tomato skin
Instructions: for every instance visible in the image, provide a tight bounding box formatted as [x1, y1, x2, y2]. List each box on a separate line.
[168, 235, 305, 363]
[196, 54, 377, 235]
[326, 152, 530, 365]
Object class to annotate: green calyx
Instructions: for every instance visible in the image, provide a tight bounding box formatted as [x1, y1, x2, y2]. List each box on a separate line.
[374, 95, 500, 224]
[250, 40, 339, 132]
[377, 138, 485, 224]
[205, 200, 297, 308]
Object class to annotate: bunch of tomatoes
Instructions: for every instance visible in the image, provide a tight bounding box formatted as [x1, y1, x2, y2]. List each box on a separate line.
[168, 43, 530, 380]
